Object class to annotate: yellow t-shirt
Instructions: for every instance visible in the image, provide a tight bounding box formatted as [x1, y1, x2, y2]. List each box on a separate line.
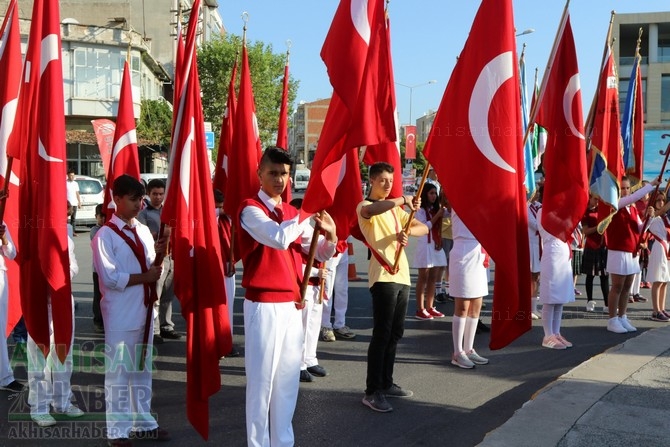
[356, 200, 411, 287]
[441, 215, 452, 239]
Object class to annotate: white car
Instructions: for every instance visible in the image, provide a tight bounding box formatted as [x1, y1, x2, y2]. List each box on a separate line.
[74, 175, 104, 226]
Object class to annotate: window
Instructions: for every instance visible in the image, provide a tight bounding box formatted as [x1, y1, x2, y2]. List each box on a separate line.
[73, 48, 141, 101]
[662, 75, 670, 113]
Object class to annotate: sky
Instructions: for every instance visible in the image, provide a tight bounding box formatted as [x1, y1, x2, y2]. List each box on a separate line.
[217, 1, 669, 126]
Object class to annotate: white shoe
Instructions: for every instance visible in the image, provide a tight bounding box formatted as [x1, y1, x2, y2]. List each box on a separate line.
[619, 315, 637, 332]
[531, 312, 541, 320]
[451, 351, 475, 369]
[466, 349, 489, 365]
[586, 301, 596, 312]
[31, 413, 56, 427]
[607, 317, 628, 334]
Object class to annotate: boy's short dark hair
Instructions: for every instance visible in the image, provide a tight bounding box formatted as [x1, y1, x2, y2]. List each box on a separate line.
[260, 146, 294, 169]
[113, 175, 145, 199]
[67, 169, 76, 175]
[146, 178, 166, 192]
[368, 162, 394, 179]
[95, 204, 104, 216]
[213, 188, 224, 204]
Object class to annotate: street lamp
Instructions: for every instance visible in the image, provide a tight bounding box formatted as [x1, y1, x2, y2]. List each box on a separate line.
[395, 80, 437, 125]
[515, 28, 535, 37]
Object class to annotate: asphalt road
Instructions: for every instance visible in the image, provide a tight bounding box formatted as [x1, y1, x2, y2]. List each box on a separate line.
[0, 229, 659, 447]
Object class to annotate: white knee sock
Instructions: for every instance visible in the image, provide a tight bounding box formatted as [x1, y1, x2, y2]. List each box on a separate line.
[452, 315, 466, 354]
[541, 303, 554, 337]
[552, 304, 563, 335]
[463, 317, 478, 353]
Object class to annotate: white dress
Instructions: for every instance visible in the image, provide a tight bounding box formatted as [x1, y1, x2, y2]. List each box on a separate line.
[449, 212, 488, 298]
[411, 208, 448, 269]
[537, 209, 575, 305]
[646, 216, 670, 283]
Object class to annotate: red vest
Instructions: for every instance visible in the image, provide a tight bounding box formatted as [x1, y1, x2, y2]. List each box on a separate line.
[238, 196, 303, 303]
[605, 205, 639, 253]
[582, 208, 604, 250]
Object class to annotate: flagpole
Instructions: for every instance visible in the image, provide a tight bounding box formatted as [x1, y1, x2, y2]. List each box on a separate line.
[521, 0, 570, 150]
[0, 158, 14, 223]
[139, 222, 166, 372]
[584, 11, 616, 142]
[300, 217, 322, 305]
[392, 163, 431, 271]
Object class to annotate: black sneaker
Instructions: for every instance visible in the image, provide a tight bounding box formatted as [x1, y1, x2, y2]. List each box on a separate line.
[299, 370, 313, 383]
[153, 334, 165, 345]
[0, 380, 25, 392]
[435, 292, 448, 303]
[362, 391, 393, 412]
[383, 383, 413, 398]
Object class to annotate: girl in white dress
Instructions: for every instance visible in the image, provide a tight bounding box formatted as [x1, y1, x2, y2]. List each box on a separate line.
[449, 211, 489, 368]
[411, 183, 447, 320]
[646, 195, 670, 322]
[537, 209, 575, 349]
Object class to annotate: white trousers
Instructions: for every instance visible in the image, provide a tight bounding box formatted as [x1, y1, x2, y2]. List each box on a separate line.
[0, 271, 14, 386]
[225, 274, 236, 336]
[27, 296, 75, 415]
[244, 300, 302, 447]
[321, 252, 350, 330]
[302, 285, 323, 369]
[104, 325, 157, 440]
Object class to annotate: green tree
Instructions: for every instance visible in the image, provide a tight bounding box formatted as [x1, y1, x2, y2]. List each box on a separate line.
[136, 99, 173, 147]
[197, 34, 298, 149]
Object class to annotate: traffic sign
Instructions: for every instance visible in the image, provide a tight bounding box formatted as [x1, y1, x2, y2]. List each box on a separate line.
[205, 131, 215, 149]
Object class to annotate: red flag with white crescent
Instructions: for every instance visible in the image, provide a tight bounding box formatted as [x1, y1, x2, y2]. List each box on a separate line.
[103, 61, 141, 221]
[213, 59, 237, 195]
[0, 0, 22, 336]
[7, 0, 72, 361]
[423, 0, 530, 349]
[535, 13, 588, 242]
[302, 0, 395, 220]
[162, 0, 231, 438]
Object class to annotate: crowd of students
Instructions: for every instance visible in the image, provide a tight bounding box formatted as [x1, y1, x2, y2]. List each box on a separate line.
[3, 151, 669, 446]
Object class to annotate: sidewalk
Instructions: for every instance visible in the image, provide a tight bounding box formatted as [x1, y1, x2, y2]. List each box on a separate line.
[479, 325, 670, 447]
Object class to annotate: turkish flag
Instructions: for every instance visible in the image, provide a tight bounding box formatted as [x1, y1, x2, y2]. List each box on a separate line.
[224, 44, 261, 219]
[364, 15, 402, 199]
[277, 59, 293, 203]
[422, 0, 530, 349]
[162, 0, 232, 438]
[90, 119, 115, 177]
[302, 0, 395, 219]
[589, 48, 623, 232]
[7, 0, 72, 361]
[212, 59, 237, 195]
[103, 62, 141, 221]
[535, 14, 588, 242]
[0, 0, 22, 337]
[404, 125, 417, 160]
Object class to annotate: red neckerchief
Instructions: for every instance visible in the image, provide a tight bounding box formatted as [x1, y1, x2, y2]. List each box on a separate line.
[105, 220, 157, 306]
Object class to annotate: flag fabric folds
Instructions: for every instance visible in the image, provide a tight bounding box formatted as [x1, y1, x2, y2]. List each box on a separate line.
[161, 0, 231, 438]
[363, 15, 402, 199]
[102, 62, 141, 221]
[588, 46, 623, 234]
[0, 0, 22, 337]
[535, 12, 589, 242]
[520, 49, 537, 199]
[224, 43, 261, 219]
[302, 0, 395, 221]
[212, 59, 237, 196]
[621, 51, 644, 182]
[7, 0, 72, 361]
[422, 0, 531, 350]
[277, 54, 292, 204]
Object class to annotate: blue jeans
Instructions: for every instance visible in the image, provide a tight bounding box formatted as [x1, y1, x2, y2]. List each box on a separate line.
[365, 282, 409, 395]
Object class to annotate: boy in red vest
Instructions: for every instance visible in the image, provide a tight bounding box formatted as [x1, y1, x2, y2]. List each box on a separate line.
[238, 147, 337, 446]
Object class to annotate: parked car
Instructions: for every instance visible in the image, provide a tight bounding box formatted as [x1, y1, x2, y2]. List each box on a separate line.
[74, 175, 104, 226]
[139, 173, 168, 188]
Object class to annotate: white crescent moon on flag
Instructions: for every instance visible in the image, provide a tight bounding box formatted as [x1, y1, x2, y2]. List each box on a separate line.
[179, 118, 194, 209]
[350, 0, 370, 45]
[38, 33, 63, 162]
[563, 74, 584, 140]
[468, 51, 516, 174]
[110, 130, 137, 168]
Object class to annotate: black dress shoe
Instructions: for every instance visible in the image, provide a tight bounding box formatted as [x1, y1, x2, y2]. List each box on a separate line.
[299, 370, 313, 382]
[153, 334, 164, 345]
[160, 330, 182, 340]
[435, 292, 448, 303]
[307, 364, 328, 377]
[225, 346, 240, 357]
